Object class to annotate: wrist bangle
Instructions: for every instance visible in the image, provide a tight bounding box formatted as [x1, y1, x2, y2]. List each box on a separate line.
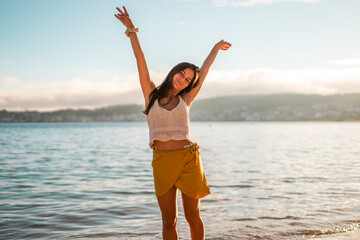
[125, 27, 139, 37]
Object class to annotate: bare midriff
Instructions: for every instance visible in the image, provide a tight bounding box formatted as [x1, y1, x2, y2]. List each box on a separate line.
[153, 139, 192, 151]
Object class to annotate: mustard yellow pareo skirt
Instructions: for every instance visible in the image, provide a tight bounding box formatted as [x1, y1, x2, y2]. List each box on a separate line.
[152, 143, 211, 199]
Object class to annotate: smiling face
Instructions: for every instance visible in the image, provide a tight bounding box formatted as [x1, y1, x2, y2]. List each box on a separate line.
[172, 68, 195, 93]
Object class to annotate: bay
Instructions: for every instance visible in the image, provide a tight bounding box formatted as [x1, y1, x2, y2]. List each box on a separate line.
[1, 122, 359, 239]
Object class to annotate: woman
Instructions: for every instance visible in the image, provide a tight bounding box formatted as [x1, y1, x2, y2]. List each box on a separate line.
[115, 6, 231, 240]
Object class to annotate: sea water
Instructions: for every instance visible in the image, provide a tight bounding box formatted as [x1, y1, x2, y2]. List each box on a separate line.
[1, 122, 359, 239]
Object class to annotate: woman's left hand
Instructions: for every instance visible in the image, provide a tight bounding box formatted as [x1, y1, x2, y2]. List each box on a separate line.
[215, 40, 232, 51]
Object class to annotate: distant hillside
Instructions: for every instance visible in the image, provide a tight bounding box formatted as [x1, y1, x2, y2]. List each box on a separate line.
[190, 93, 360, 121]
[0, 104, 144, 123]
[191, 93, 360, 110]
[1, 93, 360, 122]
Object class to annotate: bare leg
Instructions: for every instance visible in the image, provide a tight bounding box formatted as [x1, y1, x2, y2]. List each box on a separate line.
[157, 186, 178, 240]
[181, 192, 204, 240]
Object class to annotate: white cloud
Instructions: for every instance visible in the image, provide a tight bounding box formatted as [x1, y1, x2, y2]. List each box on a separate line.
[326, 58, 360, 66]
[1, 66, 360, 111]
[0, 80, 140, 111]
[0, 70, 140, 111]
[0, 68, 169, 111]
[213, 0, 322, 7]
[0, 76, 22, 87]
[200, 67, 360, 98]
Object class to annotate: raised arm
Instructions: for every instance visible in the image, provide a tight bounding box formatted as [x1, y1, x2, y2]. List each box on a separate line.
[184, 40, 231, 105]
[115, 6, 155, 107]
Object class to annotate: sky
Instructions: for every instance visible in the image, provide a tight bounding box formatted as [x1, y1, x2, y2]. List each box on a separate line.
[1, 0, 360, 111]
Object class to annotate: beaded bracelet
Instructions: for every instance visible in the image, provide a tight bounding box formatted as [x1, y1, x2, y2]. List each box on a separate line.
[125, 27, 139, 37]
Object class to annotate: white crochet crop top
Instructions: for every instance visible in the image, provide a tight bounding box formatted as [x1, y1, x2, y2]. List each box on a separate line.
[147, 95, 192, 149]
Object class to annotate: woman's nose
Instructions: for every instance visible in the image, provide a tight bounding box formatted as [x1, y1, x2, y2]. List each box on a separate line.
[180, 75, 186, 82]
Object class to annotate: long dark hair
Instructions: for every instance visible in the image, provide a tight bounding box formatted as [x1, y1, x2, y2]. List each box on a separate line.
[143, 62, 200, 115]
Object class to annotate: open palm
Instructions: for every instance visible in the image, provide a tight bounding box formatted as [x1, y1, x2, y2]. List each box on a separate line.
[114, 6, 134, 28]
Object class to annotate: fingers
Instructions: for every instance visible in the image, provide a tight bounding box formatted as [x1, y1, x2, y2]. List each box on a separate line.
[222, 43, 232, 50]
[116, 7, 124, 15]
[114, 13, 127, 25]
[115, 5, 130, 23]
[114, 13, 123, 20]
[114, 14, 123, 21]
[123, 6, 129, 15]
[116, 6, 130, 18]
[218, 40, 232, 50]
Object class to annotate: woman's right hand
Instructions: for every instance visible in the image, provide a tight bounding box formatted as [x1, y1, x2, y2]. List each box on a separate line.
[115, 6, 134, 28]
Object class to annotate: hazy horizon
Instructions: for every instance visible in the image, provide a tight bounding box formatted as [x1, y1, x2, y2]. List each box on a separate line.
[2, 91, 360, 113]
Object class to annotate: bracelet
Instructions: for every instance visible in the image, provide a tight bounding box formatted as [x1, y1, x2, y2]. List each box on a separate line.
[125, 27, 139, 37]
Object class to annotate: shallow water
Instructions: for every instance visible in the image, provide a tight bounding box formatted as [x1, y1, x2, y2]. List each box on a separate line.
[1, 122, 359, 239]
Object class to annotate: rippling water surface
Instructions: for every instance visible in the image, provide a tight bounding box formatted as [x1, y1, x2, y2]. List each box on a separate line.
[1, 122, 360, 239]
